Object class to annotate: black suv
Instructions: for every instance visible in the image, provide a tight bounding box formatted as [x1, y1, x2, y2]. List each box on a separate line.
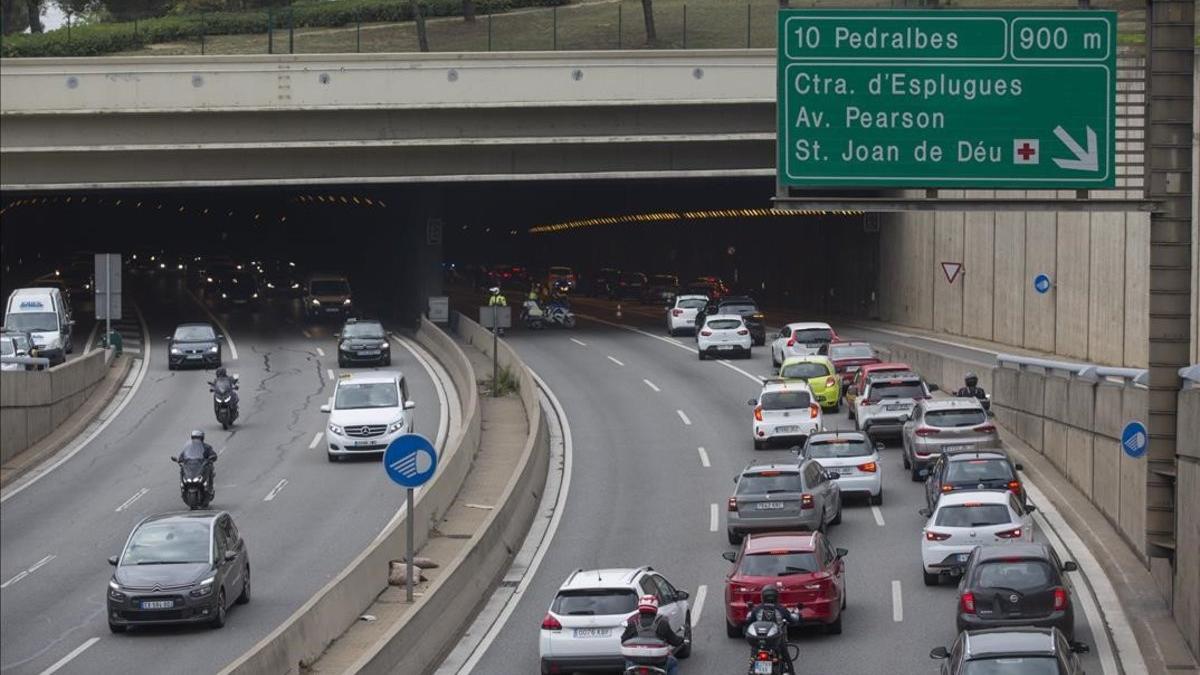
[931, 627, 1088, 674]
[715, 296, 766, 345]
[336, 318, 390, 367]
[923, 449, 1024, 511]
[954, 544, 1078, 640]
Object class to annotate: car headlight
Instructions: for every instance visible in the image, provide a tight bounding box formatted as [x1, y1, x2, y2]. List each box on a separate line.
[380, 341, 389, 350]
[342, 298, 352, 306]
[329, 423, 344, 435]
[108, 581, 127, 602]
[207, 277, 214, 283]
[387, 419, 405, 433]
[207, 345, 218, 353]
[221, 292, 228, 299]
[291, 282, 300, 289]
[266, 283, 275, 289]
[252, 292, 259, 299]
[170, 347, 182, 355]
[189, 580, 214, 597]
[312, 299, 321, 306]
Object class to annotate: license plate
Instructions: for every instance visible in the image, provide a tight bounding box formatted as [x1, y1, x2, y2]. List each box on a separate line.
[718, 345, 734, 350]
[754, 661, 773, 674]
[140, 600, 174, 609]
[756, 502, 785, 510]
[944, 444, 974, 451]
[351, 440, 373, 447]
[359, 350, 380, 356]
[187, 354, 202, 360]
[324, 308, 340, 313]
[775, 426, 799, 433]
[885, 404, 908, 411]
[573, 628, 609, 638]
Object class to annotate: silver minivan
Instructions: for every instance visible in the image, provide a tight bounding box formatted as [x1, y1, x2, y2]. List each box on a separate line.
[3, 288, 73, 365]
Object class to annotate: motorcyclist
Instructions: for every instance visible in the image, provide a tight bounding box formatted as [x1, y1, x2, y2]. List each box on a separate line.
[487, 286, 507, 335]
[178, 430, 217, 498]
[209, 367, 239, 409]
[956, 372, 989, 409]
[743, 585, 801, 675]
[620, 595, 684, 675]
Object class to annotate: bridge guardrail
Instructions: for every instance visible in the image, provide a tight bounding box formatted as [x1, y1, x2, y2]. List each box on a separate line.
[996, 352, 1149, 387]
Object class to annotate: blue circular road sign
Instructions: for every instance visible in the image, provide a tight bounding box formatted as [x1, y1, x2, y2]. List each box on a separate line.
[383, 433, 438, 488]
[1120, 421, 1148, 459]
[1034, 274, 1052, 294]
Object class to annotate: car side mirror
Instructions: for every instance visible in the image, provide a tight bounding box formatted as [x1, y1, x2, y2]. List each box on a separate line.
[170, 455, 179, 463]
[1025, 504, 1037, 513]
[223, 550, 238, 562]
[722, 551, 737, 563]
[835, 547, 848, 559]
[1062, 561, 1079, 572]
[928, 384, 940, 392]
[1070, 641, 1090, 654]
[403, 400, 416, 410]
[1014, 463, 1024, 472]
[875, 442, 886, 452]
[218, 335, 226, 341]
[675, 590, 689, 601]
[918, 508, 932, 518]
[320, 404, 331, 413]
[929, 646, 949, 660]
[746, 398, 757, 406]
[108, 555, 119, 566]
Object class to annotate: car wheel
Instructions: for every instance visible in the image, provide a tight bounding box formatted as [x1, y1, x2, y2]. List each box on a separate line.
[338, 358, 347, 368]
[726, 620, 742, 638]
[108, 621, 127, 634]
[383, 356, 392, 367]
[168, 363, 176, 371]
[753, 440, 766, 451]
[871, 489, 883, 506]
[236, 566, 250, 605]
[727, 530, 743, 545]
[902, 451, 911, 469]
[817, 510, 827, 533]
[676, 614, 693, 658]
[698, 351, 706, 361]
[830, 502, 843, 525]
[743, 348, 752, 359]
[210, 589, 227, 628]
[922, 569, 940, 587]
[911, 467, 924, 482]
[826, 612, 843, 635]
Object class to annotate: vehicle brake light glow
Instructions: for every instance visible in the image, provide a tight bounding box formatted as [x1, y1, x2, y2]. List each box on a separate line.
[960, 592, 976, 614]
[995, 528, 1022, 539]
[700, 330, 713, 337]
[672, 309, 683, 316]
[800, 494, 814, 509]
[1053, 587, 1068, 610]
[757, 471, 781, 477]
[754, 406, 763, 422]
[941, 485, 955, 493]
[786, 338, 795, 347]
[915, 427, 940, 436]
[541, 613, 562, 630]
[1007, 480, 1021, 493]
[925, 530, 951, 541]
[857, 461, 877, 473]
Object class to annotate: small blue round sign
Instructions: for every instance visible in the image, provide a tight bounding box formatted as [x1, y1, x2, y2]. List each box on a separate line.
[383, 433, 438, 488]
[1120, 421, 1148, 459]
[1034, 274, 1052, 294]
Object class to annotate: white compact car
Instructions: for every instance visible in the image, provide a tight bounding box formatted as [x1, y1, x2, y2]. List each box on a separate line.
[539, 567, 692, 674]
[800, 430, 883, 505]
[697, 314, 752, 360]
[667, 294, 708, 336]
[919, 490, 1034, 586]
[749, 379, 822, 449]
[770, 322, 836, 367]
[321, 372, 415, 462]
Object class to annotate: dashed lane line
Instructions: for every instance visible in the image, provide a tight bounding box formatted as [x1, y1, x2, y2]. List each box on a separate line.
[891, 580, 903, 622]
[578, 314, 762, 385]
[115, 488, 148, 513]
[38, 637, 100, 675]
[692, 585, 708, 625]
[569, 338, 588, 347]
[309, 432, 323, 450]
[606, 356, 625, 367]
[871, 505, 885, 527]
[1, 555, 56, 590]
[316, 347, 325, 357]
[677, 409, 692, 426]
[326, 368, 335, 381]
[302, 329, 313, 339]
[643, 379, 660, 392]
[263, 479, 288, 502]
[709, 503, 718, 532]
[697, 447, 711, 468]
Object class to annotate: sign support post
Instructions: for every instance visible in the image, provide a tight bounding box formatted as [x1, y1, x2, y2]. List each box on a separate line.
[105, 255, 112, 347]
[382, 433, 439, 604]
[492, 304, 499, 398]
[405, 487, 415, 602]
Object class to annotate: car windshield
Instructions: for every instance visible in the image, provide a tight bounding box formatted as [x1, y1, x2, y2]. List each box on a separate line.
[946, 459, 1014, 483]
[4, 312, 57, 332]
[792, 328, 833, 344]
[870, 381, 925, 399]
[343, 322, 385, 339]
[831, 344, 874, 360]
[707, 319, 742, 330]
[551, 589, 637, 616]
[962, 658, 1061, 675]
[1, 338, 14, 356]
[781, 362, 830, 379]
[739, 552, 820, 576]
[721, 303, 758, 315]
[174, 325, 216, 341]
[927, 409, 988, 427]
[806, 439, 871, 458]
[760, 391, 812, 410]
[311, 280, 350, 295]
[678, 298, 707, 309]
[935, 504, 1012, 527]
[335, 382, 399, 409]
[549, 267, 573, 275]
[738, 472, 803, 494]
[121, 521, 211, 565]
[975, 561, 1056, 591]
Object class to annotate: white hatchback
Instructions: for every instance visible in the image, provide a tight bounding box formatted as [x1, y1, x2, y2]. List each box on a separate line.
[321, 372, 415, 462]
[770, 322, 836, 367]
[666, 294, 708, 336]
[697, 314, 752, 360]
[749, 380, 822, 449]
[919, 490, 1034, 586]
[539, 567, 692, 674]
[801, 430, 883, 505]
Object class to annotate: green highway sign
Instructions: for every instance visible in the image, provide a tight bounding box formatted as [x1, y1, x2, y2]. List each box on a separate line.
[777, 9, 1116, 188]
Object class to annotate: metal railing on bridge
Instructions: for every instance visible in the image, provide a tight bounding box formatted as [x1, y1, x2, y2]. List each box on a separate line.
[995, 352, 1149, 387]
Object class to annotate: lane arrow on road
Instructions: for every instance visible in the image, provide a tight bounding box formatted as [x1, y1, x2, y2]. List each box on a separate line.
[1052, 125, 1099, 172]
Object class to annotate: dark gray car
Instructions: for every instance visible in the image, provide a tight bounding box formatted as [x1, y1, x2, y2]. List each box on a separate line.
[167, 322, 223, 370]
[106, 511, 250, 632]
[726, 460, 842, 544]
[955, 543, 1077, 640]
[931, 627, 1089, 674]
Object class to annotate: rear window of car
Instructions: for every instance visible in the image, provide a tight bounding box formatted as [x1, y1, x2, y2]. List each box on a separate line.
[552, 589, 638, 616]
[935, 504, 1012, 527]
[792, 328, 833, 344]
[739, 552, 820, 576]
[946, 459, 1014, 483]
[869, 381, 925, 399]
[830, 344, 874, 360]
[720, 303, 758, 315]
[738, 472, 803, 494]
[677, 298, 707, 309]
[926, 409, 987, 427]
[962, 658, 1060, 675]
[706, 319, 742, 330]
[781, 362, 831, 379]
[806, 439, 871, 458]
[974, 560, 1056, 591]
[760, 391, 812, 410]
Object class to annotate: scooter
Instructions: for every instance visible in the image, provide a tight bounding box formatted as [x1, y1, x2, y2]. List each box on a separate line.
[171, 455, 215, 510]
[542, 300, 577, 328]
[209, 375, 239, 430]
[620, 637, 672, 675]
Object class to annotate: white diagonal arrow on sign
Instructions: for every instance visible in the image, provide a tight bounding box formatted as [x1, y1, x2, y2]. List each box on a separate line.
[1052, 125, 1098, 172]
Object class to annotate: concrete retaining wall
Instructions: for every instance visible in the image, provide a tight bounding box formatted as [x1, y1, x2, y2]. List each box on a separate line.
[0, 348, 112, 463]
[221, 318, 482, 675]
[1175, 386, 1200, 659]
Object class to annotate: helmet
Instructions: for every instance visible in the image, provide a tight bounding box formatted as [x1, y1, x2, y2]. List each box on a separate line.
[761, 585, 779, 604]
[965, 372, 979, 387]
[636, 595, 659, 615]
[489, 286, 501, 294]
[190, 429, 205, 440]
[215, 367, 227, 378]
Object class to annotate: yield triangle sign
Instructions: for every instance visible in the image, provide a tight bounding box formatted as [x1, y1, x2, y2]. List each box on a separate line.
[941, 262, 963, 284]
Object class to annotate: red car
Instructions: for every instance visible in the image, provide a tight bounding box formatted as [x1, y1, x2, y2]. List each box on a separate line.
[825, 341, 882, 391]
[722, 531, 847, 638]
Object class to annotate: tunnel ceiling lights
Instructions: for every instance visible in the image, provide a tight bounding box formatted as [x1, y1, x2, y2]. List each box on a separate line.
[527, 207, 865, 235]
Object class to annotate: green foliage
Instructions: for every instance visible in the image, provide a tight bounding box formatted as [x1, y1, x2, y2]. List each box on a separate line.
[1, 0, 568, 56]
[484, 365, 520, 397]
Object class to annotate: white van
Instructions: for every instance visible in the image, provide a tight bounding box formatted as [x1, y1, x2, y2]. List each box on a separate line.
[3, 288, 74, 365]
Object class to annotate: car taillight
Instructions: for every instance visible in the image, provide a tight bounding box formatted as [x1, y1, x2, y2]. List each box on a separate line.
[1053, 587, 1068, 611]
[941, 485, 955, 493]
[786, 338, 795, 347]
[672, 309, 683, 316]
[700, 330, 712, 336]
[858, 461, 877, 473]
[977, 424, 997, 433]
[801, 494, 814, 509]
[915, 427, 940, 436]
[728, 497, 738, 512]
[754, 406, 763, 422]
[809, 403, 820, 418]
[737, 329, 749, 335]
[756, 651, 772, 662]
[995, 527, 1023, 539]
[864, 398, 879, 405]
[1007, 480, 1021, 493]
[541, 613, 562, 630]
[960, 592, 976, 614]
[925, 530, 952, 541]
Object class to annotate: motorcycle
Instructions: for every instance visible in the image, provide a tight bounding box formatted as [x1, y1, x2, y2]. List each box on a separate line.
[171, 455, 215, 510]
[209, 375, 239, 430]
[621, 637, 672, 675]
[744, 619, 801, 675]
[522, 299, 576, 329]
[521, 299, 545, 330]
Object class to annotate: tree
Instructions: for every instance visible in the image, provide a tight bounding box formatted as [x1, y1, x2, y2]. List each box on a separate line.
[103, 0, 172, 21]
[640, 0, 656, 46]
[462, 0, 474, 23]
[2, 0, 31, 34]
[55, 0, 98, 27]
[408, 0, 428, 51]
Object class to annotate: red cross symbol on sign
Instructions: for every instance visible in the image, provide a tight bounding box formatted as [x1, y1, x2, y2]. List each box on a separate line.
[1017, 143, 1037, 161]
[1013, 139, 1040, 165]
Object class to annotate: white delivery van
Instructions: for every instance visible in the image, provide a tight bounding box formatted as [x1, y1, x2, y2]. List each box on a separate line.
[3, 288, 73, 365]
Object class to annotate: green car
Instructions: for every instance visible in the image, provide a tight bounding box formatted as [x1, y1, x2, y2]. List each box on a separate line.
[779, 356, 841, 412]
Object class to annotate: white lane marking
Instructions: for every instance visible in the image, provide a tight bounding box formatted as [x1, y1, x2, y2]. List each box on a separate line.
[692, 584, 708, 625]
[709, 503, 719, 532]
[263, 478, 288, 502]
[677, 409, 692, 426]
[38, 637, 100, 675]
[308, 432, 323, 449]
[891, 580, 903, 622]
[114, 488, 148, 512]
[697, 447, 711, 468]
[579, 314, 763, 385]
[642, 379, 660, 392]
[316, 347, 325, 357]
[871, 505, 885, 527]
[569, 338, 588, 347]
[302, 329, 312, 338]
[1, 555, 55, 590]
[326, 368, 335, 381]
[606, 355, 625, 366]
[185, 288, 238, 361]
[2, 304, 150, 504]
